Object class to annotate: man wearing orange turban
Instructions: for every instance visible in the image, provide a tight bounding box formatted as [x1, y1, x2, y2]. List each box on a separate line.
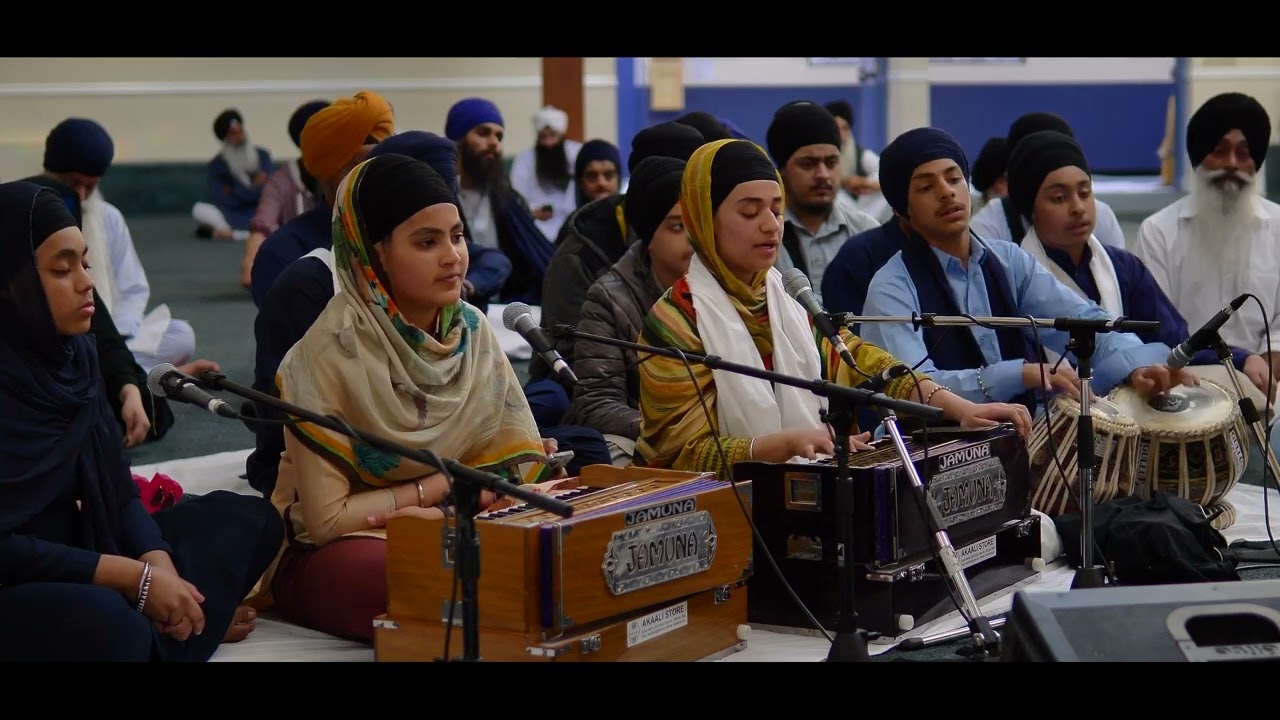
[250, 90, 395, 306]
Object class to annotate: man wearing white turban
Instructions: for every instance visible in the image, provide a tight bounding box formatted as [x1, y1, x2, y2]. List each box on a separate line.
[508, 105, 583, 240]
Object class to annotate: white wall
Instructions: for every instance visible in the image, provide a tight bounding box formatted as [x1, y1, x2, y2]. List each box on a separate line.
[1182, 57, 1280, 191]
[927, 57, 1176, 85]
[0, 57, 618, 180]
[632, 57, 863, 87]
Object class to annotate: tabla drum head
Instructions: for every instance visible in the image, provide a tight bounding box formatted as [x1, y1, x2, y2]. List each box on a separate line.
[1108, 379, 1236, 432]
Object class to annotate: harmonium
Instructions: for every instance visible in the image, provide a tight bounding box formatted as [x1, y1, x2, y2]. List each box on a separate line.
[374, 465, 755, 662]
[734, 424, 1042, 639]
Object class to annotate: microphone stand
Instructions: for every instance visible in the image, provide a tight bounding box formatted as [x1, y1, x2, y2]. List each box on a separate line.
[1205, 333, 1280, 500]
[550, 325, 944, 663]
[840, 312, 1161, 590]
[197, 370, 573, 662]
[881, 409, 1002, 654]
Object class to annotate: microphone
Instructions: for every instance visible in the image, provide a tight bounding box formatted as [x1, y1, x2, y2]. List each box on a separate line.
[1166, 294, 1249, 369]
[146, 363, 240, 419]
[858, 363, 913, 392]
[502, 302, 579, 386]
[782, 268, 856, 370]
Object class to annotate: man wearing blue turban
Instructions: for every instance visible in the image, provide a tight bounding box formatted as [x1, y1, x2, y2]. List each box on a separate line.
[445, 97, 553, 306]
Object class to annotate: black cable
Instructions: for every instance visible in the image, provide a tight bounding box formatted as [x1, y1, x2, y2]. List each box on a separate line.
[575, 339, 835, 642]
[838, 323, 974, 628]
[665, 348, 835, 643]
[959, 312, 1117, 584]
[1242, 293, 1280, 559]
[318, 412, 461, 661]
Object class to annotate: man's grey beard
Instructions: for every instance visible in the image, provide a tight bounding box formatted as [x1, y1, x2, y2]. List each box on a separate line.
[1189, 165, 1260, 267]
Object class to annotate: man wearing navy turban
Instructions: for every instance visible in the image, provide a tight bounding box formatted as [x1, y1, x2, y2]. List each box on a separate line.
[31, 118, 207, 381]
[859, 126, 1196, 416]
[446, 97, 553, 306]
[192, 108, 275, 241]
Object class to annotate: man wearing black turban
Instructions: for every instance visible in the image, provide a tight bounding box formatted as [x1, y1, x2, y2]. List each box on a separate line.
[858, 126, 1196, 416]
[1134, 92, 1280, 394]
[970, 137, 1010, 210]
[765, 101, 878, 304]
[193, 108, 275, 242]
[969, 111, 1126, 249]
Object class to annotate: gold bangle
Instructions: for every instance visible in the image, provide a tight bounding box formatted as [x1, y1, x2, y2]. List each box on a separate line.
[748, 438, 756, 460]
[415, 480, 426, 508]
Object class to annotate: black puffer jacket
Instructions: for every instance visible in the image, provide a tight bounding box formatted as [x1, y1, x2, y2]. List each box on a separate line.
[530, 194, 636, 385]
[563, 242, 662, 439]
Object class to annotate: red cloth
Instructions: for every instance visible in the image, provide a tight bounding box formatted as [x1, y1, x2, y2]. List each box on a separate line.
[132, 472, 184, 514]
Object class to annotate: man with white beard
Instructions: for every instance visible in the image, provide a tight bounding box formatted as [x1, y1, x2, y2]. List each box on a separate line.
[1134, 92, 1280, 402]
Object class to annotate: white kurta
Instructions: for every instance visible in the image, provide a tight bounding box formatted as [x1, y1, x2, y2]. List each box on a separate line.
[1133, 194, 1280, 358]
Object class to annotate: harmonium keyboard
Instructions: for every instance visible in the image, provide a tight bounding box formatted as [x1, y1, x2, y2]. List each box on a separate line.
[374, 465, 754, 662]
[733, 424, 1042, 639]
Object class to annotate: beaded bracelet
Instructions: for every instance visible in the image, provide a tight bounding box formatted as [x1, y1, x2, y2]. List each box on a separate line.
[135, 562, 153, 613]
[976, 367, 996, 402]
[924, 384, 949, 406]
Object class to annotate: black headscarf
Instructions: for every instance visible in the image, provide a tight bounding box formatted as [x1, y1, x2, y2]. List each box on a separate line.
[675, 112, 733, 142]
[628, 121, 705, 172]
[878, 127, 970, 216]
[1006, 131, 1090, 220]
[356, 153, 459, 244]
[1187, 92, 1272, 169]
[709, 140, 780, 214]
[213, 109, 244, 141]
[971, 137, 1010, 193]
[1007, 112, 1074, 151]
[625, 156, 686, 245]
[766, 100, 843, 167]
[0, 181, 132, 548]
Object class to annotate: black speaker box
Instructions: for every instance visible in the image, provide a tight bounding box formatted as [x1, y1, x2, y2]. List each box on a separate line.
[1001, 579, 1280, 662]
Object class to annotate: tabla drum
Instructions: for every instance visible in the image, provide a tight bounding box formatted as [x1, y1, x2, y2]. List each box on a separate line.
[1027, 393, 1142, 518]
[1107, 379, 1249, 530]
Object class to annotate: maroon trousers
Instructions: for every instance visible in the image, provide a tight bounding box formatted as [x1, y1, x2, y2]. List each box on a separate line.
[272, 537, 387, 642]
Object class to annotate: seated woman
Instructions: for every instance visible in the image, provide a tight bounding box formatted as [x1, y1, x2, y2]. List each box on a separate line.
[0, 181, 282, 661]
[566, 156, 695, 465]
[257, 153, 557, 642]
[635, 140, 1033, 477]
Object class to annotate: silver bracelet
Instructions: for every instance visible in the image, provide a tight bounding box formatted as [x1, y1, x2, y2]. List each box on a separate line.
[135, 562, 153, 613]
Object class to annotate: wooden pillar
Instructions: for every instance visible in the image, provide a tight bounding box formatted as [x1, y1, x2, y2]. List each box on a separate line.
[541, 58, 584, 142]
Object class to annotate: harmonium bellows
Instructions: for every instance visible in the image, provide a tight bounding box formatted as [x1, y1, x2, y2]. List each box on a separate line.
[375, 465, 754, 662]
[735, 425, 1043, 639]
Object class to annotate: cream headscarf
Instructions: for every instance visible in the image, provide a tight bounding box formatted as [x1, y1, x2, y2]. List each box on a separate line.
[276, 154, 545, 489]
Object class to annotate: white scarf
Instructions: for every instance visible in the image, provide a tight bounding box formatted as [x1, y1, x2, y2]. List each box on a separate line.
[80, 191, 116, 313]
[303, 247, 339, 295]
[1021, 228, 1123, 316]
[684, 253, 825, 439]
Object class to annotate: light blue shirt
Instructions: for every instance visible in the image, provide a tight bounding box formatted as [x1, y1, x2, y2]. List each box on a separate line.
[860, 236, 1171, 404]
[970, 196, 1127, 249]
[775, 194, 879, 305]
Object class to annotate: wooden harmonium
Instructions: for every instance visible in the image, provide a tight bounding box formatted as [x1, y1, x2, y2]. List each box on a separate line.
[734, 425, 1042, 638]
[375, 465, 754, 661]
